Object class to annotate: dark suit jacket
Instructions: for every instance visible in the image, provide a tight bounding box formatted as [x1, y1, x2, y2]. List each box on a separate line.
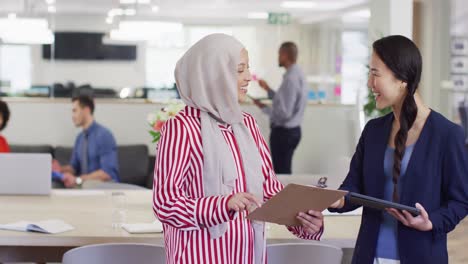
[329, 110, 468, 264]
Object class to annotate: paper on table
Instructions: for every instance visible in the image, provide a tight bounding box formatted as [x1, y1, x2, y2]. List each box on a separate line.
[122, 220, 163, 234]
[247, 184, 348, 226]
[0, 219, 74, 234]
[53, 190, 107, 197]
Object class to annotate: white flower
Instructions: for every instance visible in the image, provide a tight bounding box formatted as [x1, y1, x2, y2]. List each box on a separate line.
[147, 113, 157, 124]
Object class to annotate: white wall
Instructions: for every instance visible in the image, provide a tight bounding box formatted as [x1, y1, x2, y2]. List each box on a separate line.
[30, 15, 147, 89]
[3, 99, 359, 175]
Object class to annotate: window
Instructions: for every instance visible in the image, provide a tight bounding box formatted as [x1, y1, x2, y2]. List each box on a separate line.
[341, 31, 368, 104]
[0, 45, 31, 95]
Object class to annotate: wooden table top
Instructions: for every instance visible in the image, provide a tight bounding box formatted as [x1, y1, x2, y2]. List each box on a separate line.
[0, 189, 360, 248]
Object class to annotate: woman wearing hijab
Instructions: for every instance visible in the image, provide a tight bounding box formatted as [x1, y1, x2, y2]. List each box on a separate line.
[153, 34, 324, 264]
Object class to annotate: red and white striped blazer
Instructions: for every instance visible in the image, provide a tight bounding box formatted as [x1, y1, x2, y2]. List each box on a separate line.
[153, 106, 323, 264]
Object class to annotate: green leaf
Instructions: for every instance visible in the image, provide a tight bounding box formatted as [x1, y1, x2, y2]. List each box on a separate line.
[363, 85, 392, 118]
[149, 130, 160, 137]
[151, 134, 161, 143]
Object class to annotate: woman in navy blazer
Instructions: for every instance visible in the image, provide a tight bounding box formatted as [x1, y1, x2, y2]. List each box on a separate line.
[329, 35, 468, 264]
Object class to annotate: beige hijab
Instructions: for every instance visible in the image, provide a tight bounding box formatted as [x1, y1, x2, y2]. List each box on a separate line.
[175, 33, 265, 263]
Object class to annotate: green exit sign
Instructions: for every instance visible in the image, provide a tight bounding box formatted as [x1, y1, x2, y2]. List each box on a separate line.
[268, 12, 292, 25]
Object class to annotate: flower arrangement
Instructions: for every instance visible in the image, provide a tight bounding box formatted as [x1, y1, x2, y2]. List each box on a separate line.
[147, 100, 185, 143]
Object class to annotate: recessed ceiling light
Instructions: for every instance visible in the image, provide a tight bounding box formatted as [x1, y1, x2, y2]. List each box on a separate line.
[124, 8, 137, 16]
[151, 5, 160, 12]
[7, 13, 16, 19]
[342, 9, 371, 23]
[106, 17, 113, 24]
[108, 8, 124, 17]
[281, 1, 318, 9]
[47, 5, 56, 13]
[110, 21, 183, 42]
[0, 18, 54, 44]
[45, 0, 55, 5]
[248, 12, 268, 19]
[346, 9, 371, 19]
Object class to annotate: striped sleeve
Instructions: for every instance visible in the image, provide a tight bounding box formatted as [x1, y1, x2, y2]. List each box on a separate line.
[153, 118, 234, 231]
[245, 114, 323, 240]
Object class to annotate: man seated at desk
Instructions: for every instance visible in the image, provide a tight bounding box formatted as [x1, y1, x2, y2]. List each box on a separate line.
[55, 95, 119, 188]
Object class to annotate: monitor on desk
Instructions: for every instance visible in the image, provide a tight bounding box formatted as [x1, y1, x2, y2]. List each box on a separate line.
[0, 153, 52, 195]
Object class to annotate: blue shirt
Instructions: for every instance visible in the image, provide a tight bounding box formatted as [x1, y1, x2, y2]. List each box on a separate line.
[263, 64, 308, 128]
[375, 144, 415, 260]
[70, 121, 119, 182]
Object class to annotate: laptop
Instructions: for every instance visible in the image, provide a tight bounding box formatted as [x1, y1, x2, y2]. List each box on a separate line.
[0, 153, 52, 195]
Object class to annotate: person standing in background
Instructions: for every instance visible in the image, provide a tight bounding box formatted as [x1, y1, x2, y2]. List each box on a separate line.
[56, 95, 119, 188]
[253, 42, 308, 174]
[0, 100, 10, 153]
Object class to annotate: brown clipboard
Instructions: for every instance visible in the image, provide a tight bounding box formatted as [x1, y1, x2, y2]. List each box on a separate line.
[246, 184, 348, 226]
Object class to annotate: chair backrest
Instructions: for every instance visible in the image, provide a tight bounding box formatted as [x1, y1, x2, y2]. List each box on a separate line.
[54, 144, 150, 187]
[267, 243, 343, 264]
[146, 155, 156, 189]
[9, 144, 54, 156]
[54, 146, 73, 166]
[118, 145, 149, 186]
[63, 243, 166, 264]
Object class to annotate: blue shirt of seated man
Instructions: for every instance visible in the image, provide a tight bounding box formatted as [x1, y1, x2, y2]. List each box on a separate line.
[70, 121, 119, 182]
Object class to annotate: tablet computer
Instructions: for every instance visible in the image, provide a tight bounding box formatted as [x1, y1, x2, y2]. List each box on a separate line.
[349, 192, 420, 216]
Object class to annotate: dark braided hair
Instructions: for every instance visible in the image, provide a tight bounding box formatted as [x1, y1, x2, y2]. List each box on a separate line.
[373, 35, 422, 202]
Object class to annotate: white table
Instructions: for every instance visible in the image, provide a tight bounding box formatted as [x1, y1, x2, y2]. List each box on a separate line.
[0, 189, 360, 262]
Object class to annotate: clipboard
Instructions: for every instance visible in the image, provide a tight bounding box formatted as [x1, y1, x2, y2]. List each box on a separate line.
[348, 192, 421, 216]
[246, 184, 348, 226]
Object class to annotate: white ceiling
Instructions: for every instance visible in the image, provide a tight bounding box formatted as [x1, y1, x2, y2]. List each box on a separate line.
[0, 0, 369, 24]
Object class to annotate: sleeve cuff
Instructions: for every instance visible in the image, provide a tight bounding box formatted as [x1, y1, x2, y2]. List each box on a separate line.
[222, 194, 238, 221]
[262, 107, 273, 117]
[429, 212, 445, 240]
[287, 223, 324, 241]
[195, 195, 236, 228]
[101, 168, 117, 181]
[267, 89, 276, 99]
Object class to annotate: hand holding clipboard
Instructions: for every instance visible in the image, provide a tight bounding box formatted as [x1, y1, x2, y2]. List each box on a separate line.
[247, 184, 347, 226]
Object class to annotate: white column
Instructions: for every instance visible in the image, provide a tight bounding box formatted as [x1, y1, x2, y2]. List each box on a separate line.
[369, 0, 413, 41]
[418, 0, 451, 116]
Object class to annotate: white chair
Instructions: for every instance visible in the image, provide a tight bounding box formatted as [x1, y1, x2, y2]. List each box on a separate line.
[267, 243, 343, 264]
[62, 243, 166, 264]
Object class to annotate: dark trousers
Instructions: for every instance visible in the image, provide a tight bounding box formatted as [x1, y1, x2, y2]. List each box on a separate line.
[270, 126, 301, 174]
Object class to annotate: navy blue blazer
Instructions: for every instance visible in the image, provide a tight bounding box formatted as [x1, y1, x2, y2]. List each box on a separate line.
[329, 110, 468, 264]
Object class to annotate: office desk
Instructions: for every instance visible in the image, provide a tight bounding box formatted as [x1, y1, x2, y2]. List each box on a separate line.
[0, 190, 360, 262]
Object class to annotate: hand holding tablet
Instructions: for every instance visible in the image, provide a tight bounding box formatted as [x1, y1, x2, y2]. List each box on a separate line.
[348, 192, 421, 216]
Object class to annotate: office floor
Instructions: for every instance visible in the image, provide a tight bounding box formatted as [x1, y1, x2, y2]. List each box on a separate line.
[448, 217, 468, 264]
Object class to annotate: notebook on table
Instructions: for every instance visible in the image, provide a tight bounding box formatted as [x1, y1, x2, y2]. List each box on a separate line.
[122, 221, 164, 234]
[0, 219, 74, 234]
